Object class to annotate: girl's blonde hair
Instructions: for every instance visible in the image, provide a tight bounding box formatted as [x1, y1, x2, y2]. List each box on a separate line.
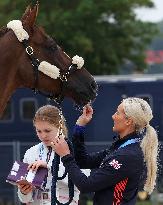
[123, 97, 159, 194]
[33, 105, 68, 137]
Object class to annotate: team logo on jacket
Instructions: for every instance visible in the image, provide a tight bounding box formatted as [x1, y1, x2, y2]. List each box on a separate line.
[109, 159, 122, 170]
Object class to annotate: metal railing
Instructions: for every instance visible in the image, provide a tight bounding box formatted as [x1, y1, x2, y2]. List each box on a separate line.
[0, 141, 35, 205]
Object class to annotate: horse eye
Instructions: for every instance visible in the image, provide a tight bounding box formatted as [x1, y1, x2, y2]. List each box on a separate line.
[49, 45, 57, 51]
[45, 38, 58, 52]
[45, 44, 57, 52]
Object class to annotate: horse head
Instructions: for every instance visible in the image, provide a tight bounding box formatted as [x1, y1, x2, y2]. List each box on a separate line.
[5, 3, 97, 107]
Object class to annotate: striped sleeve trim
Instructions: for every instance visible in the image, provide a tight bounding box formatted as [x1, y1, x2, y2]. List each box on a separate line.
[113, 178, 128, 205]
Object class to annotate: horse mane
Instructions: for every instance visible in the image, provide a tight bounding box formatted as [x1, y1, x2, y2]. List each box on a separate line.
[0, 26, 8, 38]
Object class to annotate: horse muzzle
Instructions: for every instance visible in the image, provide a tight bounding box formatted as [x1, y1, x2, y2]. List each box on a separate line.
[75, 80, 98, 106]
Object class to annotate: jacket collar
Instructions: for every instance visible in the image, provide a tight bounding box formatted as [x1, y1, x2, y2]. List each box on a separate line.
[112, 132, 141, 150]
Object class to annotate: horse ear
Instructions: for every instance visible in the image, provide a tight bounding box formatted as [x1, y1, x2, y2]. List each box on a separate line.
[22, 3, 39, 29]
[21, 5, 32, 22]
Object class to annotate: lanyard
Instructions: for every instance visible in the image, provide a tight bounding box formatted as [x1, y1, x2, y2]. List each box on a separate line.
[39, 143, 52, 164]
[46, 147, 52, 163]
[118, 138, 140, 149]
[39, 143, 52, 190]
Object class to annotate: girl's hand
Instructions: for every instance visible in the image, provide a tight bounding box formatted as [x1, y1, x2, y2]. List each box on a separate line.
[18, 183, 33, 195]
[51, 136, 70, 157]
[76, 104, 93, 126]
[28, 160, 47, 172]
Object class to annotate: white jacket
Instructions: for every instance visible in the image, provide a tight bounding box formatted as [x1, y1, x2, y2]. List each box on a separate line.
[18, 143, 90, 205]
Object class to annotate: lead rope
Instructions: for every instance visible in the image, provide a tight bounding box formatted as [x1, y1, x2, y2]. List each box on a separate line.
[51, 107, 74, 205]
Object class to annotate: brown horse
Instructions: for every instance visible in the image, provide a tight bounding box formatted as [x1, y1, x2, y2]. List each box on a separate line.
[0, 3, 97, 117]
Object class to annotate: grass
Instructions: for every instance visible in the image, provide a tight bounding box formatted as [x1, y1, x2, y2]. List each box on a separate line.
[86, 200, 152, 205]
[87, 201, 93, 205]
[136, 202, 152, 205]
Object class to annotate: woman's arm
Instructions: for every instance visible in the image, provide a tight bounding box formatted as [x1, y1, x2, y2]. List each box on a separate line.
[61, 153, 136, 193]
[73, 104, 108, 168]
[51, 134, 141, 193]
[72, 124, 107, 169]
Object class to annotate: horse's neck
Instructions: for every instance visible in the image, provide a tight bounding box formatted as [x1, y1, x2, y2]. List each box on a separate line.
[0, 37, 23, 117]
[0, 68, 17, 116]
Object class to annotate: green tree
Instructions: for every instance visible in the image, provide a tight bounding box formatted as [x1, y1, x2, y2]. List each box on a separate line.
[0, 0, 158, 74]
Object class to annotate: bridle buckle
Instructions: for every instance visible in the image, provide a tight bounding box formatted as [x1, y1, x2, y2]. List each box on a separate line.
[26, 46, 34, 55]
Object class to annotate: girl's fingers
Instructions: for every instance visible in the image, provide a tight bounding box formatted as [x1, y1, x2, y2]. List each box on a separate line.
[28, 164, 32, 170]
[30, 164, 36, 171]
[19, 184, 33, 192]
[35, 164, 40, 171]
[28, 162, 38, 171]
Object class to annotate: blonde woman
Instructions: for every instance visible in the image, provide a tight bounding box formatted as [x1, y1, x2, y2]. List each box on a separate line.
[17, 105, 90, 205]
[51, 97, 159, 205]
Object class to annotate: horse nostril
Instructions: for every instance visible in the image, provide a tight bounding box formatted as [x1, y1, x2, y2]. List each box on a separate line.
[91, 81, 98, 92]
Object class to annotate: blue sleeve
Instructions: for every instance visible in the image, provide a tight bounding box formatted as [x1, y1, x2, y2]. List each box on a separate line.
[73, 124, 86, 136]
[72, 125, 108, 169]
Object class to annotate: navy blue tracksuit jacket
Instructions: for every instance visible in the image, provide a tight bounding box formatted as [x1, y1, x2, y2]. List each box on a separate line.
[61, 126, 145, 205]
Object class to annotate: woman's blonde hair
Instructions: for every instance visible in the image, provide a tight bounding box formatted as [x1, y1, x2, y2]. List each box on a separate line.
[123, 97, 159, 195]
[33, 105, 68, 137]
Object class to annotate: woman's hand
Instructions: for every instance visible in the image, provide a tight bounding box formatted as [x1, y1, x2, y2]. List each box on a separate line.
[51, 136, 70, 157]
[76, 104, 93, 126]
[18, 183, 33, 195]
[28, 160, 47, 172]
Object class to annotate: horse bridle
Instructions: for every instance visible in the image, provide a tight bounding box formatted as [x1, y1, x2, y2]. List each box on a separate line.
[22, 39, 80, 105]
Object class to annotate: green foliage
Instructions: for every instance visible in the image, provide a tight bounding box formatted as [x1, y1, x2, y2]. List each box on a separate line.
[157, 21, 163, 35]
[0, 0, 158, 74]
